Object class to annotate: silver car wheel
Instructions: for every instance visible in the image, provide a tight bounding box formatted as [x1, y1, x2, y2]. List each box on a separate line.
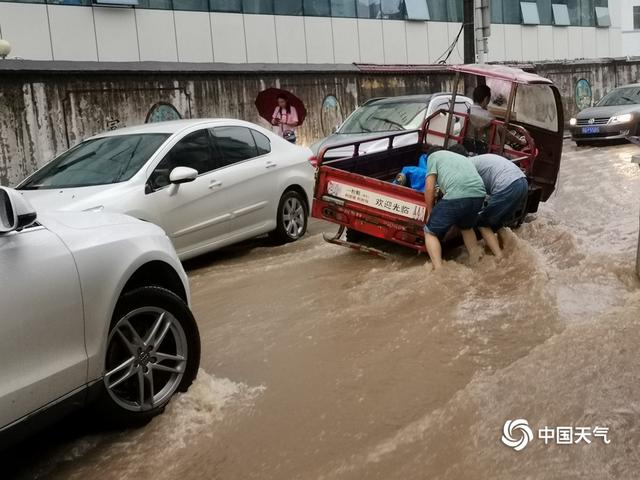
[282, 197, 305, 239]
[104, 307, 188, 412]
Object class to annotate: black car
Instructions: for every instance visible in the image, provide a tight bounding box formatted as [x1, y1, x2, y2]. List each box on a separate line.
[569, 84, 640, 146]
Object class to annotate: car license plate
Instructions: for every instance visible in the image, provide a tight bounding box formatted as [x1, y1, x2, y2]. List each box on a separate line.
[581, 126, 600, 134]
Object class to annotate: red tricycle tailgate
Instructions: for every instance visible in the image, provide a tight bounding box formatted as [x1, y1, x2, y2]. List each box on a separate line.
[313, 166, 428, 252]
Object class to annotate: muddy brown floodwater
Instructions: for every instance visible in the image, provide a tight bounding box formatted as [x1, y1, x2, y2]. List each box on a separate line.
[6, 140, 640, 480]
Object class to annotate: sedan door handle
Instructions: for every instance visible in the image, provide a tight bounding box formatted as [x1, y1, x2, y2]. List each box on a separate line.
[265, 161, 277, 169]
[209, 180, 223, 189]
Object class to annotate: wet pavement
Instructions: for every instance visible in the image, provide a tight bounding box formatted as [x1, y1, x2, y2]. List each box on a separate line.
[5, 140, 640, 479]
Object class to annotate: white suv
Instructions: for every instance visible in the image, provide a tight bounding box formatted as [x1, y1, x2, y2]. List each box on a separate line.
[0, 187, 200, 448]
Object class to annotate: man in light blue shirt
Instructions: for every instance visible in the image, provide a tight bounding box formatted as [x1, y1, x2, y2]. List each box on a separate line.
[470, 153, 528, 258]
[424, 148, 486, 269]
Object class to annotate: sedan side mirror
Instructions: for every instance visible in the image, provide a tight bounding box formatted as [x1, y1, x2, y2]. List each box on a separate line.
[169, 166, 198, 185]
[0, 187, 37, 234]
[167, 167, 198, 196]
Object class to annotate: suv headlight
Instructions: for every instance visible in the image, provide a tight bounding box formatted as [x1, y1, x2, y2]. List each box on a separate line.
[609, 113, 633, 124]
[569, 117, 577, 126]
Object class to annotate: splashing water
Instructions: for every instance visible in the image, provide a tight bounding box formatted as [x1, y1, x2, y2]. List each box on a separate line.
[13, 371, 264, 480]
[7, 141, 640, 480]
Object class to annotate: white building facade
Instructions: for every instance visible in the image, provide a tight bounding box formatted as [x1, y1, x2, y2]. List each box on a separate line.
[0, 0, 623, 64]
[620, 0, 640, 56]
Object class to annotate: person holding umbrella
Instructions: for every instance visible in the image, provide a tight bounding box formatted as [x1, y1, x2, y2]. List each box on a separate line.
[271, 94, 299, 142]
[256, 88, 307, 143]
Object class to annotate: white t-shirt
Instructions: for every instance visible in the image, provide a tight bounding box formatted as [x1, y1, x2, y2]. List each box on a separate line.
[468, 104, 495, 141]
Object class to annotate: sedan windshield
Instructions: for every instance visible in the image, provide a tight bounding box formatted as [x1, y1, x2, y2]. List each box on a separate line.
[339, 101, 427, 134]
[596, 87, 640, 107]
[19, 133, 170, 190]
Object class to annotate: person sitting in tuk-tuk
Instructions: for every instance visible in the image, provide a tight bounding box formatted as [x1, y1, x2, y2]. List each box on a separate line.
[465, 85, 526, 154]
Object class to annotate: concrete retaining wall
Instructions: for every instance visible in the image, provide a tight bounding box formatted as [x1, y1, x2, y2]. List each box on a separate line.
[536, 59, 640, 122]
[0, 58, 639, 187]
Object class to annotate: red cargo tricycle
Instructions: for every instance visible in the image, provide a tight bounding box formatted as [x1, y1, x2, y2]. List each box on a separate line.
[312, 64, 564, 257]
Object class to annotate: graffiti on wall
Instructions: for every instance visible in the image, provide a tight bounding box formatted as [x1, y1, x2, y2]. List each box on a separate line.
[106, 118, 121, 130]
[575, 79, 593, 110]
[320, 95, 343, 136]
[146, 102, 182, 123]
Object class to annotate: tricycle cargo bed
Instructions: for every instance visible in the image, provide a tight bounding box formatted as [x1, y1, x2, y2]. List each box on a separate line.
[313, 162, 429, 251]
[320, 142, 421, 183]
[313, 130, 433, 250]
[312, 132, 539, 253]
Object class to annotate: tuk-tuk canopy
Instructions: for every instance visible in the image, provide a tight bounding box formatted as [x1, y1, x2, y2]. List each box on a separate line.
[449, 64, 553, 85]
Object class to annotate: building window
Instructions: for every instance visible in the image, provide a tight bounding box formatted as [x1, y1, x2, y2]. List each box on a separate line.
[275, 0, 303, 15]
[357, 0, 382, 18]
[405, 0, 429, 20]
[635, 6, 640, 30]
[488, 0, 608, 26]
[12, 0, 610, 24]
[330, 0, 357, 17]
[135, 0, 171, 8]
[93, 0, 138, 5]
[594, 5, 610, 26]
[566, 0, 595, 26]
[173, 0, 208, 11]
[211, 0, 242, 12]
[47, 0, 96, 5]
[446, 0, 462, 21]
[426, 0, 448, 21]
[243, 0, 273, 14]
[304, 0, 331, 16]
[502, 0, 521, 23]
[552, 3, 571, 25]
[381, 0, 405, 19]
[491, 0, 504, 22]
[536, 0, 552, 24]
[520, 1, 541, 24]
[424, 0, 460, 21]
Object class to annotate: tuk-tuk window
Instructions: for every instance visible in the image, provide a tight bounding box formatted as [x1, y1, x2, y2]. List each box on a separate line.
[484, 79, 559, 132]
[513, 84, 559, 132]
[485, 78, 512, 114]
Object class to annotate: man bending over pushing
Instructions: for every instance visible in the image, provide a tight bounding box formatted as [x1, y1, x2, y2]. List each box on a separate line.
[423, 147, 486, 270]
[470, 153, 529, 259]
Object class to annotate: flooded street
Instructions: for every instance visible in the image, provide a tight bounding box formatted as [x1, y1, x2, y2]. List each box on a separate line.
[6, 140, 640, 479]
